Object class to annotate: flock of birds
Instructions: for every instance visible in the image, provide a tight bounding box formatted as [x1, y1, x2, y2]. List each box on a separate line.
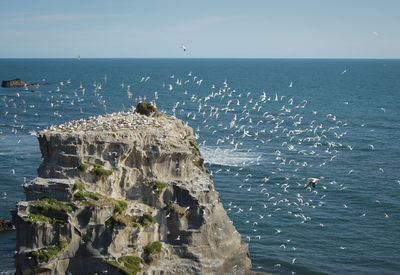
[0, 65, 397, 274]
[47, 111, 163, 133]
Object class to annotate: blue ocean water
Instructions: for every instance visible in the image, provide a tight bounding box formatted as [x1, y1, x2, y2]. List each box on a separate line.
[0, 59, 399, 274]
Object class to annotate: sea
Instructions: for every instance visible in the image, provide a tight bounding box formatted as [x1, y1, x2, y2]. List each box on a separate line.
[0, 59, 399, 275]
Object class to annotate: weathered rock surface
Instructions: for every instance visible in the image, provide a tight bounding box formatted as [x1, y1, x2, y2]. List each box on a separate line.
[14, 110, 263, 275]
[1, 78, 29, 88]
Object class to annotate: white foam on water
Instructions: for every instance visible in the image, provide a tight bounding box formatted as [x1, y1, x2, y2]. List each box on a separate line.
[199, 146, 261, 167]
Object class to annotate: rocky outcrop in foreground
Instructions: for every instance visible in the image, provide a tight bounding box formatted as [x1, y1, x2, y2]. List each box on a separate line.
[0, 218, 14, 231]
[14, 105, 262, 275]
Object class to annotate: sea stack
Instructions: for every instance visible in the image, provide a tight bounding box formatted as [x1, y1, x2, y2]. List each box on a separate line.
[13, 104, 259, 275]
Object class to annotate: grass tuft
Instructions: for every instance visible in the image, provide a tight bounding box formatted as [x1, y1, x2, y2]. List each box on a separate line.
[77, 164, 88, 173]
[144, 242, 162, 255]
[107, 256, 142, 275]
[77, 162, 112, 177]
[74, 191, 85, 200]
[27, 239, 71, 263]
[143, 242, 162, 264]
[31, 198, 75, 214]
[90, 167, 112, 177]
[73, 182, 85, 191]
[139, 213, 156, 226]
[73, 191, 128, 215]
[115, 200, 128, 214]
[152, 181, 168, 195]
[22, 213, 66, 224]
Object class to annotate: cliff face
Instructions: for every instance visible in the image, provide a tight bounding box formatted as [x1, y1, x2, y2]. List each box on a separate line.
[14, 111, 255, 275]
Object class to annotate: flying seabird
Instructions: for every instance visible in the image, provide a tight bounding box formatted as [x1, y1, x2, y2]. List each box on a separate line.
[304, 177, 319, 188]
[180, 44, 187, 52]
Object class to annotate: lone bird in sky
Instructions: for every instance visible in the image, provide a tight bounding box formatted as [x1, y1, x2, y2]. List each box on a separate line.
[180, 43, 187, 52]
[304, 177, 319, 188]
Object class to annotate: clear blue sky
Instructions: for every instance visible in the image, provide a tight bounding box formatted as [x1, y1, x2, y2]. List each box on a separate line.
[0, 0, 399, 58]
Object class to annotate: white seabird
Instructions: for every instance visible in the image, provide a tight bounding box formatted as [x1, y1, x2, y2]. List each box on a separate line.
[180, 44, 187, 52]
[304, 177, 319, 188]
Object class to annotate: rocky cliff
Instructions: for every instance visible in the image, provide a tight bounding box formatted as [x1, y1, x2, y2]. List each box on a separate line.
[13, 107, 262, 275]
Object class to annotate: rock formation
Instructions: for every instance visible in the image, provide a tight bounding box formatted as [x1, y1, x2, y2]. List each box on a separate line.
[1, 78, 29, 88]
[1, 79, 51, 88]
[13, 106, 263, 275]
[0, 218, 14, 231]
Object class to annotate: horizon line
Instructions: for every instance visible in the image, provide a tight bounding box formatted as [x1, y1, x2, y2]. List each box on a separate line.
[0, 57, 400, 60]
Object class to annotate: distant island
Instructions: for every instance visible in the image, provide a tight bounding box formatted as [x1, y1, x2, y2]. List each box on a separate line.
[1, 78, 51, 88]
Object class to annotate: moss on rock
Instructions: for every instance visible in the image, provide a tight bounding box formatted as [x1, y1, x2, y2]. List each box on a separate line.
[22, 213, 66, 225]
[152, 180, 168, 195]
[105, 213, 137, 228]
[144, 241, 162, 255]
[77, 164, 88, 173]
[107, 256, 142, 275]
[31, 198, 75, 214]
[74, 191, 128, 215]
[73, 182, 85, 191]
[139, 213, 156, 226]
[77, 162, 112, 177]
[90, 167, 112, 177]
[27, 239, 71, 263]
[143, 242, 162, 264]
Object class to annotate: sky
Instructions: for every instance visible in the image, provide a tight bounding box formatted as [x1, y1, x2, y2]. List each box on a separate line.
[0, 0, 399, 58]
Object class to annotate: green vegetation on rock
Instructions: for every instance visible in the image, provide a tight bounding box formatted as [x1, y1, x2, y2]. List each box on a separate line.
[136, 102, 159, 117]
[105, 213, 137, 228]
[27, 239, 70, 263]
[73, 191, 85, 200]
[74, 191, 128, 215]
[152, 180, 168, 195]
[143, 242, 162, 264]
[82, 191, 103, 201]
[73, 182, 85, 191]
[189, 140, 201, 157]
[90, 167, 112, 177]
[31, 198, 75, 214]
[22, 213, 66, 224]
[77, 162, 112, 177]
[87, 162, 102, 168]
[107, 256, 142, 275]
[144, 242, 162, 255]
[77, 164, 88, 173]
[114, 200, 128, 214]
[139, 213, 156, 226]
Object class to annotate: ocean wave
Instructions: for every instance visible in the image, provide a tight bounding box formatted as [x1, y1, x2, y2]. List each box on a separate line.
[199, 146, 261, 167]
